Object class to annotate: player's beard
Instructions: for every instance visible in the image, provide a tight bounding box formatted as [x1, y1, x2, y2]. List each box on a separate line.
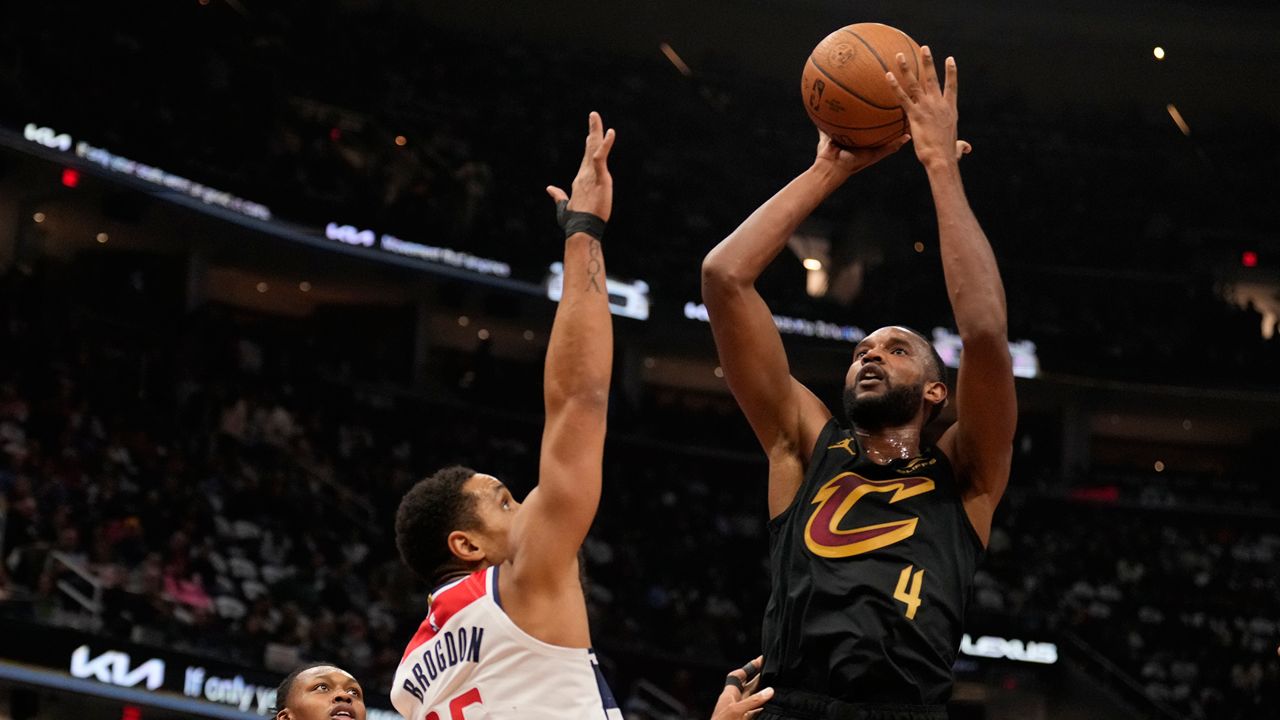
[843, 379, 923, 431]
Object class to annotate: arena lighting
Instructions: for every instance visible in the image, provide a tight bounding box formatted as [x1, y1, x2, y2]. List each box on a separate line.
[1166, 104, 1192, 136]
[802, 257, 823, 270]
[913, 241, 925, 253]
[32, 212, 46, 223]
[121, 706, 142, 720]
[959, 634, 1058, 664]
[1154, 460, 1166, 472]
[685, 301, 866, 342]
[522, 329, 535, 341]
[1242, 250, 1258, 268]
[659, 42, 693, 76]
[395, 135, 408, 146]
[255, 282, 268, 293]
[458, 316, 470, 327]
[477, 328, 490, 340]
[61, 167, 80, 187]
[1153, 46, 1166, 60]
[298, 281, 312, 292]
[96, 232, 109, 244]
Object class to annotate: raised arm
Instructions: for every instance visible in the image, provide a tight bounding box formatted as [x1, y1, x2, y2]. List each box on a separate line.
[701, 134, 906, 515]
[509, 112, 616, 588]
[888, 48, 1016, 542]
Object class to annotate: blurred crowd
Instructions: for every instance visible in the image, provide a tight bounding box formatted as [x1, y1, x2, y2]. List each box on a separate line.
[2, 265, 1277, 719]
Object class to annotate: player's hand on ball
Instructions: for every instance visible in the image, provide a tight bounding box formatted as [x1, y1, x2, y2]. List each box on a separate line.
[711, 656, 773, 720]
[546, 111, 616, 222]
[814, 129, 910, 178]
[886, 46, 967, 169]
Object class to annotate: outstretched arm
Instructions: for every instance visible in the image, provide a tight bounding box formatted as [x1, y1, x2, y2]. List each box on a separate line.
[888, 48, 1016, 544]
[511, 112, 616, 586]
[701, 134, 906, 516]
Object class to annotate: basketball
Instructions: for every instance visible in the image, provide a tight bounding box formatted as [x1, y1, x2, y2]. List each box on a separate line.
[801, 23, 923, 148]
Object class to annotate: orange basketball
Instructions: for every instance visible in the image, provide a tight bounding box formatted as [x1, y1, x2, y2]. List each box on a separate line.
[801, 23, 922, 148]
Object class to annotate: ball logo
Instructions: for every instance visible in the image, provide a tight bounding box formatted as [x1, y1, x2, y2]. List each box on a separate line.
[830, 43, 857, 67]
[808, 79, 826, 112]
[804, 472, 935, 558]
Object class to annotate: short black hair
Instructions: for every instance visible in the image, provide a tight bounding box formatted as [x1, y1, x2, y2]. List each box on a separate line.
[896, 326, 948, 424]
[396, 465, 482, 586]
[274, 661, 343, 713]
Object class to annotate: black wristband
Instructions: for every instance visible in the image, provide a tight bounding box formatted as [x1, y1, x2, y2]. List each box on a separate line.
[556, 200, 606, 241]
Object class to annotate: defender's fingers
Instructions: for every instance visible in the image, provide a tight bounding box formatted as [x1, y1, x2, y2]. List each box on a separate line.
[736, 687, 774, 712]
[945, 57, 958, 107]
[593, 128, 616, 164]
[886, 71, 913, 107]
[546, 185, 569, 204]
[920, 46, 940, 94]
[895, 52, 921, 99]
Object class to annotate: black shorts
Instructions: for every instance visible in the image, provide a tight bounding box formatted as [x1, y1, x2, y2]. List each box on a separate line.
[758, 688, 948, 720]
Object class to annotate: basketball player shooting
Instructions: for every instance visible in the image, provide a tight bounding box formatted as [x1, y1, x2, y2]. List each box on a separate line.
[701, 48, 1015, 719]
[391, 112, 622, 720]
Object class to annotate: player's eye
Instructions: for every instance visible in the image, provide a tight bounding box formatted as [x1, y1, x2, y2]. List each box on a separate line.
[314, 683, 328, 692]
[349, 688, 362, 698]
[893, 347, 907, 354]
[854, 350, 867, 359]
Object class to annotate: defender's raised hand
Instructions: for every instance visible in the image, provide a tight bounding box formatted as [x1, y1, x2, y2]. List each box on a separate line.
[886, 47, 972, 167]
[546, 111, 616, 223]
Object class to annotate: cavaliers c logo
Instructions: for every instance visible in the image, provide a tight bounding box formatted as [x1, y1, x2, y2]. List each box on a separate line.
[804, 472, 935, 558]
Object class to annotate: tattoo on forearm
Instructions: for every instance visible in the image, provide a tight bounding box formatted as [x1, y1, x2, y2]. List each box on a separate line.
[586, 239, 604, 294]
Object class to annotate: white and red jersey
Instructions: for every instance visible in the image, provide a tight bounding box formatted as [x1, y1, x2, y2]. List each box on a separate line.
[392, 566, 623, 720]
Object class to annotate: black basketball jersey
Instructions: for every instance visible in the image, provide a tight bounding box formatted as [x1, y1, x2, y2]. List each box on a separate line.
[761, 418, 984, 705]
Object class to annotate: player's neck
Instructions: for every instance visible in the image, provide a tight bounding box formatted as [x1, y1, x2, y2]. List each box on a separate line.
[853, 425, 922, 464]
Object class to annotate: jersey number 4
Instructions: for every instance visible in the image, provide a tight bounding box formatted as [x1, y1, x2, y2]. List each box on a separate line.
[425, 688, 483, 720]
[894, 564, 925, 620]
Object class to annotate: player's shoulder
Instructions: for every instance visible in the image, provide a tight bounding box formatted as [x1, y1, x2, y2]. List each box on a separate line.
[431, 567, 494, 616]
[400, 568, 495, 663]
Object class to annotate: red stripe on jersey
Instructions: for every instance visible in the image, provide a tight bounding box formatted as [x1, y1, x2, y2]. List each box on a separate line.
[400, 568, 491, 663]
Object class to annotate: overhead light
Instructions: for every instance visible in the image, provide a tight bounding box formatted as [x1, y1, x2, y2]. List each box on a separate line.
[477, 328, 490, 340]
[1153, 460, 1165, 472]
[394, 135, 408, 147]
[802, 258, 823, 271]
[32, 212, 46, 223]
[713, 366, 724, 378]
[522, 330, 534, 341]
[913, 242, 925, 253]
[1242, 251, 1258, 268]
[1153, 46, 1165, 60]
[1166, 104, 1191, 137]
[659, 42, 693, 77]
[95, 233, 109, 244]
[256, 282, 269, 293]
[299, 281, 312, 292]
[458, 316, 471, 327]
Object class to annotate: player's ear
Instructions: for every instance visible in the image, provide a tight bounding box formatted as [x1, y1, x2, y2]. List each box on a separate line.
[276, 708, 291, 720]
[924, 380, 948, 407]
[447, 529, 485, 563]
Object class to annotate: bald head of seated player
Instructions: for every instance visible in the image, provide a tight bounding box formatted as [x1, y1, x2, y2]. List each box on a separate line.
[274, 663, 365, 720]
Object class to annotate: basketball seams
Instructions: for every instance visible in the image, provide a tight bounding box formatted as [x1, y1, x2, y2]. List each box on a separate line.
[839, 28, 891, 73]
[807, 58, 900, 112]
